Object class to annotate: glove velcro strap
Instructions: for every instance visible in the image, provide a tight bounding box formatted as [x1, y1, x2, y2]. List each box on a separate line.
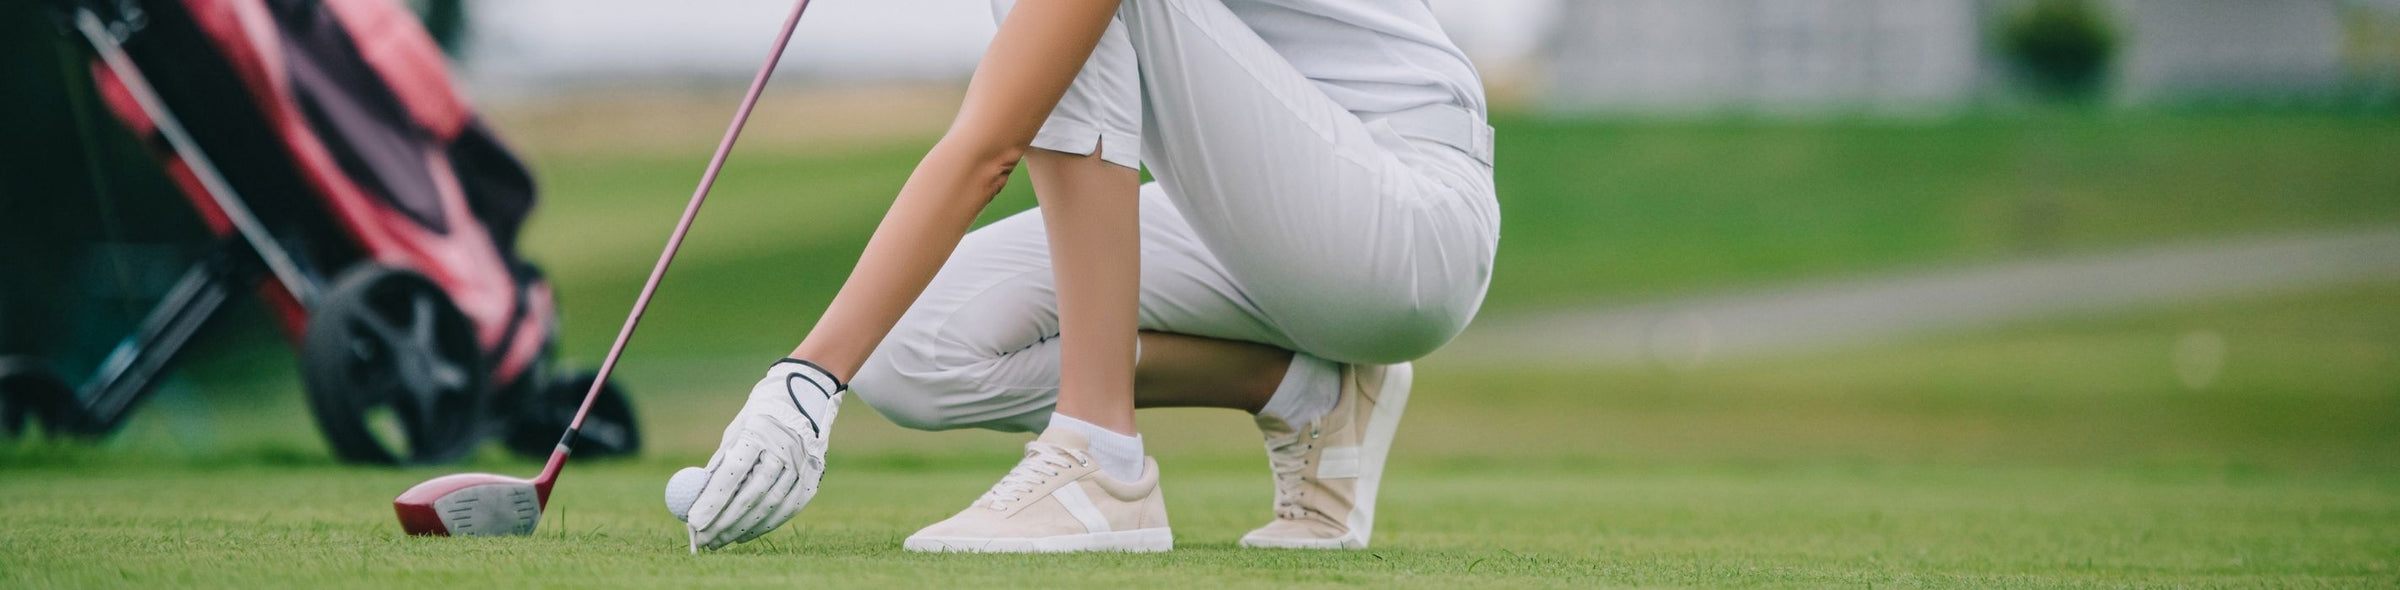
[775, 357, 847, 393]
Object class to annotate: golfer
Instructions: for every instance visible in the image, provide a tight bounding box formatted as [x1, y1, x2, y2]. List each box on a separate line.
[683, 0, 1496, 553]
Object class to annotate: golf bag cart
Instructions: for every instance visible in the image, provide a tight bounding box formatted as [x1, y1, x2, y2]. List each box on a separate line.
[0, 0, 639, 464]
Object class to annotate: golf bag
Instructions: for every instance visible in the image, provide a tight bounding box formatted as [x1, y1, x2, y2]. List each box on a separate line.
[0, 0, 639, 464]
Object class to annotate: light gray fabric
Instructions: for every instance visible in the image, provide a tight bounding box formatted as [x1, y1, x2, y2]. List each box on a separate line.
[854, 0, 1498, 434]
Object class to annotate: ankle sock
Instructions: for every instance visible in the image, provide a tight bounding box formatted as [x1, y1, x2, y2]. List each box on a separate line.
[1259, 353, 1340, 426]
[1050, 413, 1145, 481]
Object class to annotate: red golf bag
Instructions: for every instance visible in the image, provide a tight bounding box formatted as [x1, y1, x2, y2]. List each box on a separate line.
[0, 0, 639, 464]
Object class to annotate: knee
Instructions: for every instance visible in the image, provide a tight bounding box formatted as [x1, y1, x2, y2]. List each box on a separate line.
[851, 335, 1059, 433]
[849, 348, 967, 432]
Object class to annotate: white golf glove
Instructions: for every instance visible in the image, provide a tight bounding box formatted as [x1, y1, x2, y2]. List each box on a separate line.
[686, 358, 844, 550]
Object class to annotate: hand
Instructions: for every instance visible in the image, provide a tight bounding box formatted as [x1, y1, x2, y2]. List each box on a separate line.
[686, 359, 844, 550]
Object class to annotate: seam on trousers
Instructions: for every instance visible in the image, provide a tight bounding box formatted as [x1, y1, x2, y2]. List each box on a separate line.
[915, 265, 1068, 395]
[1142, 0, 1381, 172]
[1031, 120, 1103, 160]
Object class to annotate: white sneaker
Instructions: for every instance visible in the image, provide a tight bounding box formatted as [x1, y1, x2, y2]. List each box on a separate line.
[903, 427, 1173, 553]
[1240, 362, 1412, 549]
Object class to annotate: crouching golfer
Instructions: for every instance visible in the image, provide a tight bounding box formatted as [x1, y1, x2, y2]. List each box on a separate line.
[683, 0, 1496, 553]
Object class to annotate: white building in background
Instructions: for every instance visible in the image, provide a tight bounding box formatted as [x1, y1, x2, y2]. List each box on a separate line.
[449, 0, 2391, 110]
[1541, 0, 2390, 115]
[1543, 0, 1988, 115]
[459, 0, 998, 91]
[455, 0, 1555, 95]
[2111, 0, 2348, 103]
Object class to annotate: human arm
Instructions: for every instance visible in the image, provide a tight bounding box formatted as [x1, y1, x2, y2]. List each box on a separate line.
[685, 0, 1128, 550]
[786, 0, 1126, 379]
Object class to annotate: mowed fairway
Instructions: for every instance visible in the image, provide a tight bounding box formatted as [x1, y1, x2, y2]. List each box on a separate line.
[4, 110, 2398, 587]
[510, 110, 2400, 356]
[4, 287, 2396, 587]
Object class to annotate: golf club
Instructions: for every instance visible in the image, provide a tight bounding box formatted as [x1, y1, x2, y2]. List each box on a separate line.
[393, 0, 816, 537]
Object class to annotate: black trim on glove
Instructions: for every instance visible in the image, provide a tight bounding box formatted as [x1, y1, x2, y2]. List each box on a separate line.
[775, 357, 847, 392]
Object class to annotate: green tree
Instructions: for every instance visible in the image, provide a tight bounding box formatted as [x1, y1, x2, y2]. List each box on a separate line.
[2000, 0, 2119, 102]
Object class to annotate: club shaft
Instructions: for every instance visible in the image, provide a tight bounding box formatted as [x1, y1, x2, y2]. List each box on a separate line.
[76, 10, 319, 304]
[540, 0, 815, 484]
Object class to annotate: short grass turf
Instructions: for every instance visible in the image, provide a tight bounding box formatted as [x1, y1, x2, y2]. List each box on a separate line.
[5, 285, 2395, 588]
[11, 111, 2400, 586]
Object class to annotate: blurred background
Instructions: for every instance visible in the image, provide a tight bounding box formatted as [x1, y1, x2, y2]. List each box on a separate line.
[4, 0, 2400, 582]
[1, 0, 2396, 575]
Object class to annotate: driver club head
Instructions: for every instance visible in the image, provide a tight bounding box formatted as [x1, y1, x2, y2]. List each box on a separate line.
[387, 0, 819, 542]
[394, 473, 550, 537]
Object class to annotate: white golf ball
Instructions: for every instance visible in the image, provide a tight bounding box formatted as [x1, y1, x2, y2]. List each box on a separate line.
[665, 466, 707, 522]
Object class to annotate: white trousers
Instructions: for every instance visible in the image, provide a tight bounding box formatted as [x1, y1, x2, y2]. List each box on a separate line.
[850, 0, 1499, 432]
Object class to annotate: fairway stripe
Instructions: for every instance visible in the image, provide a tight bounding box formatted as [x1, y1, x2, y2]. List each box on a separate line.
[1051, 483, 1111, 533]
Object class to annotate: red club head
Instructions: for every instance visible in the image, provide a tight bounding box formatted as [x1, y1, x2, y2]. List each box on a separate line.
[394, 473, 551, 537]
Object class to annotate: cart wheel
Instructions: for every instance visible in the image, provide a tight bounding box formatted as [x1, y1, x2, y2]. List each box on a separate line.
[503, 370, 640, 460]
[0, 356, 74, 439]
[0, 394, 17, 439]
[301, 265, 489, 465]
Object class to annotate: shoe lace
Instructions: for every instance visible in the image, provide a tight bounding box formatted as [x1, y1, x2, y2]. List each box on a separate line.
[978, 442, 1090, 512]
[1264, 430, 1312, 520]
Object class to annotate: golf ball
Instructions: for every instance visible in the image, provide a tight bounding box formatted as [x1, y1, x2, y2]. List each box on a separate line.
[665, 466, 707, 522]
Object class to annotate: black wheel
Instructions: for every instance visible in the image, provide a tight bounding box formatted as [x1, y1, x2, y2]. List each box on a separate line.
[301, 265, 489, 465]
[503, 370, 640, 460]
[0, 356, 74, 439]
[0, 394, 17, 439]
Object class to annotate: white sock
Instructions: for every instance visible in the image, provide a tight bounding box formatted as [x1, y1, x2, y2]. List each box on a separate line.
[1259, 353, 1341, 426]
[1048, 413, 1145, 482]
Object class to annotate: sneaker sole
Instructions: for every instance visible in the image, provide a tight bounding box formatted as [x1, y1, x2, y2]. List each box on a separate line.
[904, 528, 1173, 553]
[1237, 534, 1362, 550]
[1238, 363, 1412, 551]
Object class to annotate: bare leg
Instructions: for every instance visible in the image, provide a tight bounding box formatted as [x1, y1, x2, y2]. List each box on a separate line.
[786, 0, 1122, 380]
[849, 184, 1310, 433]
[1027, 148, 1143, 434]
[1134, 331, 1291, 413]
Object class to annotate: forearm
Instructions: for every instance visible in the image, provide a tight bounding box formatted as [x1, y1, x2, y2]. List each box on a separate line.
[1029, 148, 1142, 430]
[789, 143, 1013, 379]
[788, 0, 1121, 380]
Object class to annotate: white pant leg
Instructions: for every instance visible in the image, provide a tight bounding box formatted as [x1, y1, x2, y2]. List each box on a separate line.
[991, 0, 1144, 169]
[852, 185, 1285, 432]
[1118, 0, 1500, 364]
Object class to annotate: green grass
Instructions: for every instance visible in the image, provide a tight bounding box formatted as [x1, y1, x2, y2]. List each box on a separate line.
[7, 112, 2399, 586]
[6, 283, 2395, 588]
[515, 113, 2400, 358]
[1491, 114, 2400, 308]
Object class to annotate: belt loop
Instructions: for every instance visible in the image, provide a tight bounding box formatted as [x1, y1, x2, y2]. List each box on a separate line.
[1475, 122, 1496, 167]
[1378, 104, 1494, 168]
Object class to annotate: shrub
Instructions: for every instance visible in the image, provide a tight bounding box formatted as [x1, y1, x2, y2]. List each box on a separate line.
[2000, 0, 2120, 102]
